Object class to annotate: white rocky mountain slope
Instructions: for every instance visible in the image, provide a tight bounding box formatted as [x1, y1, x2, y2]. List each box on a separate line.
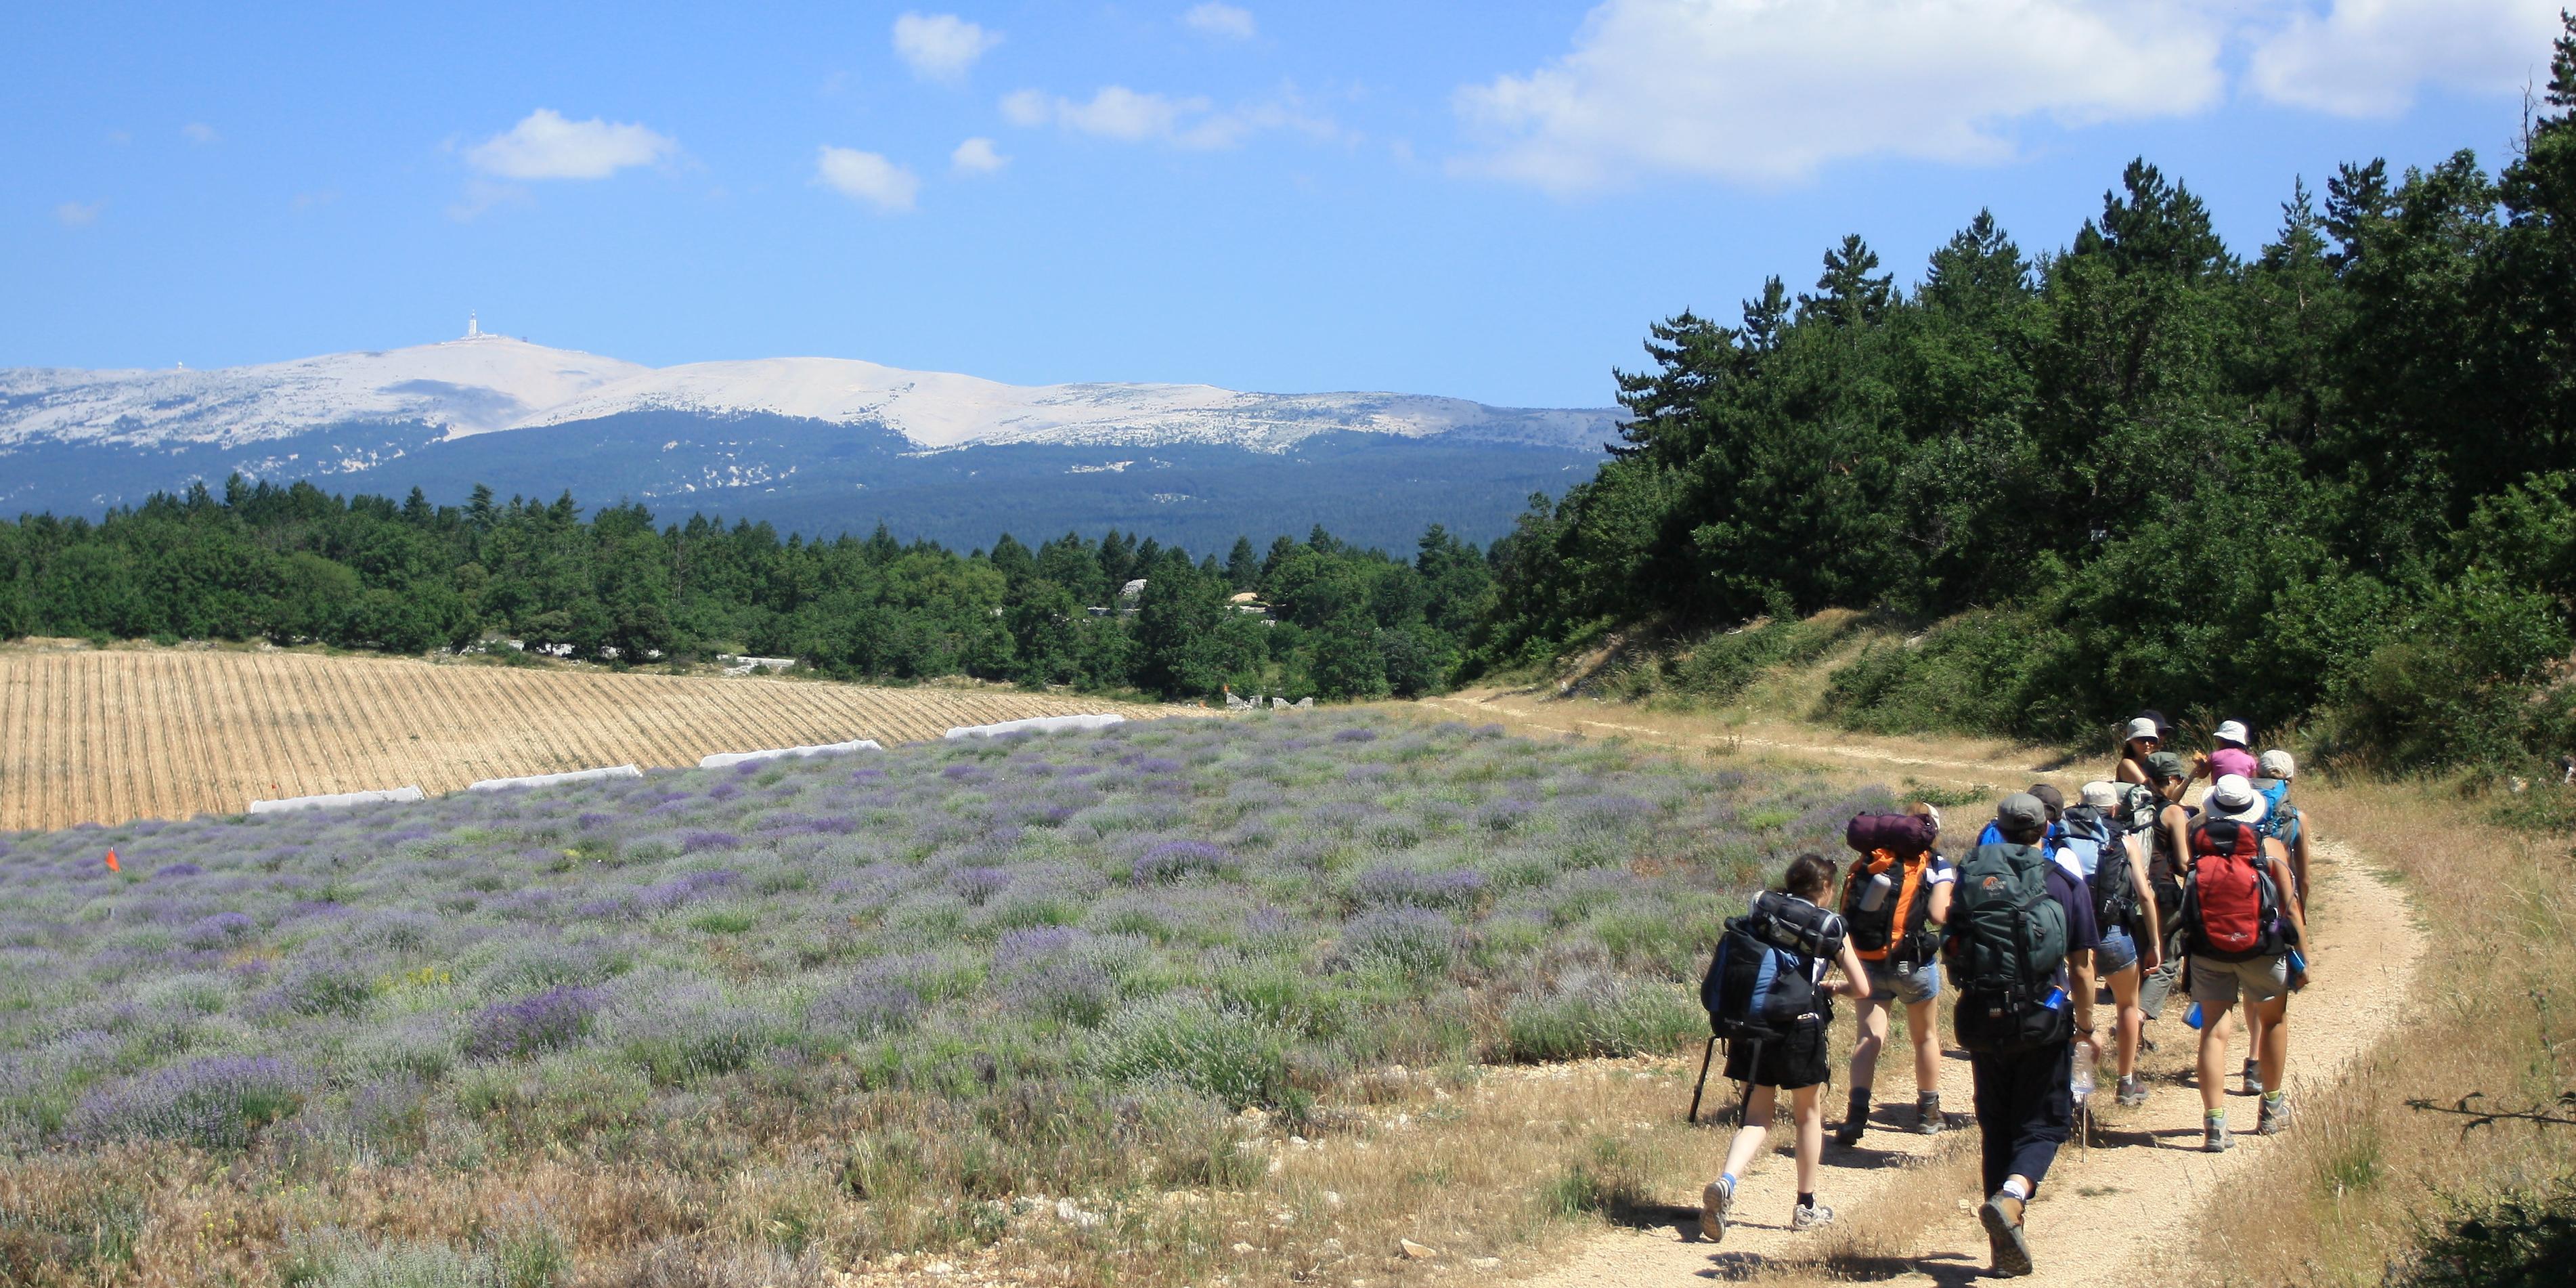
[0, 331, 1616, 454]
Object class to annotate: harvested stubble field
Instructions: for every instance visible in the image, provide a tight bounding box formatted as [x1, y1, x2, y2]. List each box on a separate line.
[0, 710, 1886, 1287]
[0, 643, 1170, 832]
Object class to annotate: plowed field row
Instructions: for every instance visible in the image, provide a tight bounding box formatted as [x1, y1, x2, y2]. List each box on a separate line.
[0, 648, 1192, 832]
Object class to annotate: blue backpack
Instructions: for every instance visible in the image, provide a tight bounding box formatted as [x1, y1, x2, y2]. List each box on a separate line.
[2256, 781, 2302, 850]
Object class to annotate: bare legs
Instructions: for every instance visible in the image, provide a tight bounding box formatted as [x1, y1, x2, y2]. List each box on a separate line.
[2105, 964, 2143, 1079]
[1849, 994, 1940, 1096]
[1722, 1083, 1826, 1194]
[2196, 991, 2290, 1116]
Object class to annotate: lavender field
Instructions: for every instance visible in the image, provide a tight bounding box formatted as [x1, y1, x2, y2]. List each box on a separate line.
[0, 712, 1885, 1286]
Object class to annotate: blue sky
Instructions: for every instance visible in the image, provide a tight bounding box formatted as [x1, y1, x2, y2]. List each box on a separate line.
[3, 2, 2561, 408]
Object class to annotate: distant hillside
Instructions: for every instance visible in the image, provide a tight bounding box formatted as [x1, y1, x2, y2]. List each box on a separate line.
[0, 335, 1617, 548]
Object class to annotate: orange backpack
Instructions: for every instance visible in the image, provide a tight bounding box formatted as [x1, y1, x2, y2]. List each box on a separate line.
[1840, 847, 1938, 967]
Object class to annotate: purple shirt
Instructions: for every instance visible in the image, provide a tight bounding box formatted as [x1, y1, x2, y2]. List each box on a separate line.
[2210, 747, 2258, 779]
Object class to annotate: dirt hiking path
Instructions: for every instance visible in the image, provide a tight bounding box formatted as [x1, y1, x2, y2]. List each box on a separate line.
[1426, 691, 2427, 1286]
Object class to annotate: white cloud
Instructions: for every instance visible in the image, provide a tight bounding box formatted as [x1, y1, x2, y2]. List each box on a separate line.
[894, 12, 1002, 83]
[181, 122, 219, 144]
[54, 200, 102, 228]
[951, 136, 1009, 173]
[816, 146, 921, 212]
[2246, 0, 2562, 117]
[999, 85, 1337, 149]
[1453, 0, 2227, 194]
[1183, 3, 1257, 40]
[465, 108, 677, 180]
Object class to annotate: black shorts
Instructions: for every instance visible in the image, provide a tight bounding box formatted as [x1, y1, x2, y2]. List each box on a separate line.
[1724, 1013, 1831, 1091]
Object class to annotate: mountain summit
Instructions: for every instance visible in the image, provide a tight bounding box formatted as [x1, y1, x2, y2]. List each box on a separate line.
[0, 331, 1619, 551]
[1, 332, 1615, 455]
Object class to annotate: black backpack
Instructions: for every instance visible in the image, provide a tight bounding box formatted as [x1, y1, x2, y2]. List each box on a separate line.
[1701, 892, 1843, 1042]
[1944, 842, 2074, 1055]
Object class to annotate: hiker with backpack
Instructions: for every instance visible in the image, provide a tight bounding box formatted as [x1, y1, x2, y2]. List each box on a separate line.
[1699, 853, 1872, 1242]
[2114, 716, 2163, 788]
[2133, 751, 2198, 1025]
[1946, 793, 2097, 1279]
[1835, 804, 1954, 1146]
[2235, 750, 2313, 1098]
[2185, 775, 2311, 1150]
[2061, 782, 2163, 1107]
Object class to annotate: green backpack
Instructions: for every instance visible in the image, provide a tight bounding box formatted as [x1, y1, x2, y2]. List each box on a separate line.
[1945, 841, 2074, 1055]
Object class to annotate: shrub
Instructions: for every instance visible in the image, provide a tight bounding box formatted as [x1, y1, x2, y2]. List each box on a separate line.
[2397, 1171, 2576, 1288]
[1131, 840, 1232, 884]
[1497, 973, 1701, 1062]
[70, 1056, 308, 1150]
[1087, 997, 1290, 1109]
[1337, 908, 1456, 978]
[464, 987, 601, 1061]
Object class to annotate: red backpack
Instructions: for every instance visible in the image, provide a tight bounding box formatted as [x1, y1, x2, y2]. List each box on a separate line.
[2184, 817, 2284, 962]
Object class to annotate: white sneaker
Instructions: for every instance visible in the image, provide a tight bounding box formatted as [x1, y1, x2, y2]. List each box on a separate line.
[1699, 1177, 1734, 1243]
[1791, 1201, 1835, 1231]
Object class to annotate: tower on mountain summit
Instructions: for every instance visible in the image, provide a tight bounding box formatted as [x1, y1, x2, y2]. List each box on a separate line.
[466, 312, 480, 339]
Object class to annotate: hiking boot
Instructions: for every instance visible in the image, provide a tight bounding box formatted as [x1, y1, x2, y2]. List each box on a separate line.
[1791, 1201, 1835, 1231]
[2204, 1116, 2233, 1153]
[1979, 1193, 2032, 1277]
[1833, 1089, 1870, 1147]
[2258, 1096, 2294, 1136]
[1914, 1094, 1946, 1135]
[2116, 1075, 2149, 1108]
[2240, 1059, 2261, 1098]
[1698, 1177, 1734, 1243]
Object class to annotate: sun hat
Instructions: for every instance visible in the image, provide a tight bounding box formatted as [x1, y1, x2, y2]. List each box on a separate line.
[1996, 792, 2049, 834]
[2080, 780, 2122, 811]
[2144, 750, 2188, 782]
[2214, 720, 2251, 747]
[1909, 801, 1944, 835]
[2258, 749, 2296, 781]
[2208, 773, 2267, 824]
[2124, 716, 2160, 742]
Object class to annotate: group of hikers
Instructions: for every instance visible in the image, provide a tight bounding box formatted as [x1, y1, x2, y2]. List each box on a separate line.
[1695, 712, 2313, 1277]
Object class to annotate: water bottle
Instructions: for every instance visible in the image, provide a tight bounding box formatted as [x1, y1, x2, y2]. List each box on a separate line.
[2184, 1000, 2205, 1030]
[2071, 1044, 2097, 1099]
[2041, 985, 2068, 1010]
[1858, 870, 1893, 914]
[2286, 947, 2307, 974]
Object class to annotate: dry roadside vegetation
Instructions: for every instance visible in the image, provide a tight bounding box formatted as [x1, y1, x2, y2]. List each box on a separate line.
[0, 641, 1169, 832]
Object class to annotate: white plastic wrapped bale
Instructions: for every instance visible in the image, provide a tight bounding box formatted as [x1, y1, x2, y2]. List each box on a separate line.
[246, 786, 427, 815]
[697, 739, 882, 769]
[942, 713, 1127, 740]
[465, 765, 645, 792]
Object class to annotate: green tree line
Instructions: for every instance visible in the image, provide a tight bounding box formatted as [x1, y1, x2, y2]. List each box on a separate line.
[0, 477, 1496, 704]
[1468, 16, 2576, 771]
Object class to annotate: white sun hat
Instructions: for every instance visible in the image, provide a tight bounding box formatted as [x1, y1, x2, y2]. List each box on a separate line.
[2080, 780, 2122, 811]
[2208, 773, 2267, 823]
[2124, 717, 2160, 742]
[2258, 749, 2297, 781]
[2214, 720, 2251, 747]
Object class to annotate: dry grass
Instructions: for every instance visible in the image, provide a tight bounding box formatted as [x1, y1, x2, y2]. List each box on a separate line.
[0, 641, 1189, 831]
[0, 1054, 1742, 1288]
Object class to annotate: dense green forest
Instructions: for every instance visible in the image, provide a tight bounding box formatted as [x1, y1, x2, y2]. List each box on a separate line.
[0, 478, 1495, 703]
[1471, 17, 2576, 772]
[7, 20, 2573, 771]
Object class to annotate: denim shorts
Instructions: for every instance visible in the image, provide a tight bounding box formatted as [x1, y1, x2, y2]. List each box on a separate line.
[2094, 926, 2139, 976]
[1862, 956, 1940, 1006]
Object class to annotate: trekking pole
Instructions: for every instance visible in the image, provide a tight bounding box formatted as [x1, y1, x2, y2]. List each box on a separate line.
[1686, 1036, 1719, 1123]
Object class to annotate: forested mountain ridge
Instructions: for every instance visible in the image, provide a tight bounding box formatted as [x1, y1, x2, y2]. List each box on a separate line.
[1468, 16, 2576, 772]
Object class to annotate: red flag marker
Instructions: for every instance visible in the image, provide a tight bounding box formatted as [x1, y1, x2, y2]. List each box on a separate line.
[104, 849, 121, 873]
